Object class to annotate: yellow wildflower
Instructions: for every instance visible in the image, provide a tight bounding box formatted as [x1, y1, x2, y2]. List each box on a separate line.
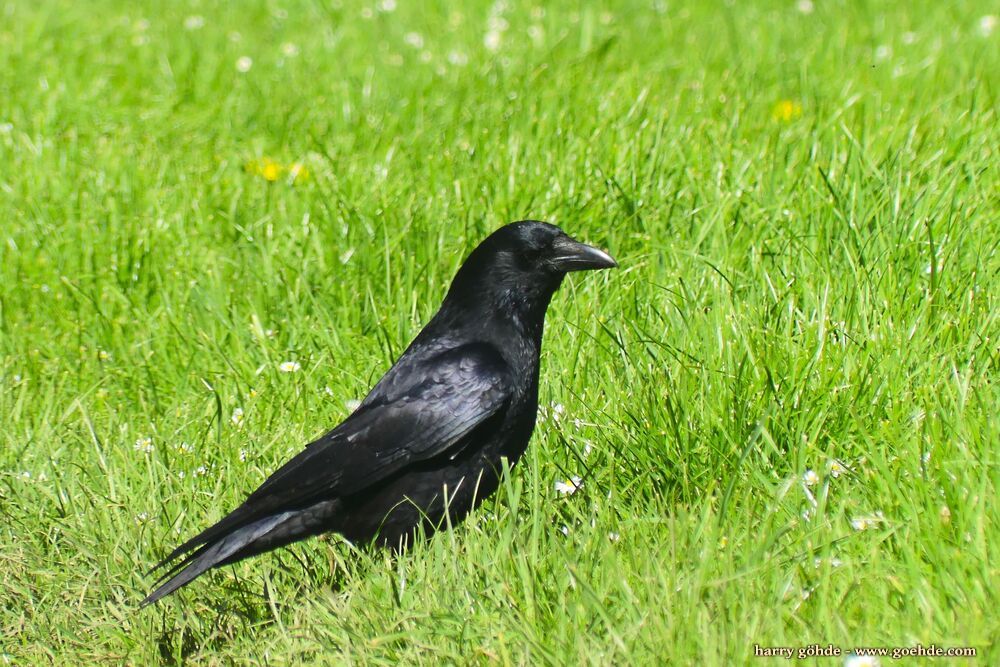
[245, 157, 309, 184]
[772, 99, 803, 122]
[245, 157, 282, 182]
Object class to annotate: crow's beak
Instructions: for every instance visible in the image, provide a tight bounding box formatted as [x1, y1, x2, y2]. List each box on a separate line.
[550, 236, 618, 272]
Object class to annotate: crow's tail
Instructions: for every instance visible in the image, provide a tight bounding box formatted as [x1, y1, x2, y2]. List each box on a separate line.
[141, 512, 298, 607]
[141, 499, 345, 606]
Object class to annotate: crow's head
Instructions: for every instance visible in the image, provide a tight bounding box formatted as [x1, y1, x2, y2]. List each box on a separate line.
[443, 221, 616, 326]
[464, 220, 616, 278]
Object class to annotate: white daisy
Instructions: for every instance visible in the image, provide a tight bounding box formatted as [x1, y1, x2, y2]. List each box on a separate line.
[278, 360, 301, 373]
[555, 475, 583, 495]
[979, 15, 998, 37]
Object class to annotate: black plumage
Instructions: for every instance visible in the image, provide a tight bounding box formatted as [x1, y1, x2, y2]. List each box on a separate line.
[142, 220, 616, 605]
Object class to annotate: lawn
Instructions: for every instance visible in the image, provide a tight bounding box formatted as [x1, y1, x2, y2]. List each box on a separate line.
[1, 0, 998, 664]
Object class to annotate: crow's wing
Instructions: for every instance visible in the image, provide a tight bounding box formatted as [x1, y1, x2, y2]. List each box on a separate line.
[154, 342, 511, 567]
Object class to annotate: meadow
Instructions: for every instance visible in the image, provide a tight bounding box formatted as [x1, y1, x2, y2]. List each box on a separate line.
[1, 0, 998, 663]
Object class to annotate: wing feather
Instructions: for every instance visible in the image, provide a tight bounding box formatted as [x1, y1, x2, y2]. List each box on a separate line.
[153, 343, 510, 567]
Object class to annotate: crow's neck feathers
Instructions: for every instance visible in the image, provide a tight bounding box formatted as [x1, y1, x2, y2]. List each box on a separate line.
[437, 247, 563, 351]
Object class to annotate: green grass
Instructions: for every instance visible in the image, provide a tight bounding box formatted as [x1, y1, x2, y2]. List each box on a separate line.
[1, 0, 998, 663]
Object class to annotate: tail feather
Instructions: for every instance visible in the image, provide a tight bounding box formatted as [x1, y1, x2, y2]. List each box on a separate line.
[146, 505, 258, 576]
[142, 499, 344, 606]
[141, 511, 296, 607]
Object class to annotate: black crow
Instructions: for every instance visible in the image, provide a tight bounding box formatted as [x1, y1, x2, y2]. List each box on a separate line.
[142, 220, 616, 605]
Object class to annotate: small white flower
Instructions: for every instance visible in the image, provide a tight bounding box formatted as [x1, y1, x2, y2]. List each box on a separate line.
[135, 512, 150, 524]
[922, 450, 931, 464]
[850, 517, 869, 531]
[559, 524, 570, 536]
[239, 449, 248, 462]
[194, 465, 208, 477]
[484, 30, 502, 51]
[236, 56, 253, 73]
[378, 0, 396, 12]
[487, 16, 509, 32]
[979, 15, 998, 37]
[829, 459, 846, 477]
[874, 45, 892, 62]
[404, 32, 424, 48]
[582, 442, 593, 457]
[324, 386, 335, 397]
[183, 15, 205, 30]
[844, 655, 880, 667]
[20, 471, 31, 479]
[0, 122, 13, 134]
[902, 31, 917, 44]
[345, 399, 362, 412]
[177, 442, 194, 454]
[939, 505, 951, 524]
[177, 470, 186, 479]
[98, 350, 111, 361]
[281, 42, 299, 57]
[134, 437, 154, 453]
[803, 469, 819, 486]
[278, 361, 301, 373]
[447, 51, 469, 66]
[12, 374, 21, 383]
[555, 475, 583, 495]
[796, 0, 814, 14]
[608, 532, 620, 542]
[231, 407, 245, 426]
